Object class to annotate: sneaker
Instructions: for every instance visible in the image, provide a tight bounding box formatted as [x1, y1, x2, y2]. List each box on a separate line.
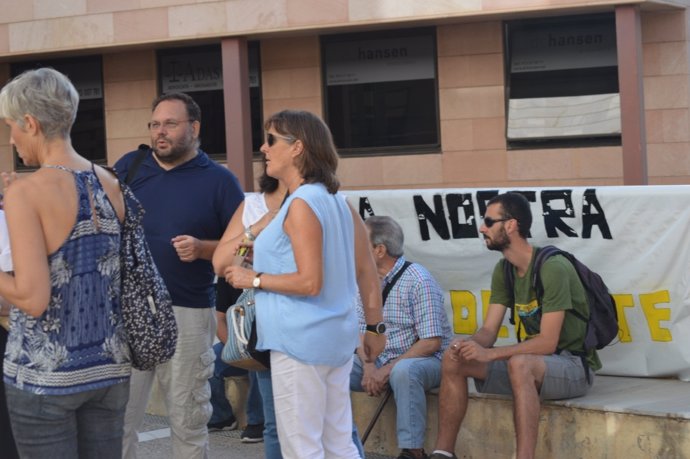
[207, 416, 238, 432]
[240, 423, 264, 443]
[429, 453, 458, 459]
[397, 449, 428, 459]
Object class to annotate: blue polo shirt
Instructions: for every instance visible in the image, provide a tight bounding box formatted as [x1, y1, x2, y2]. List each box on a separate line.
[114, 148, 243, 308]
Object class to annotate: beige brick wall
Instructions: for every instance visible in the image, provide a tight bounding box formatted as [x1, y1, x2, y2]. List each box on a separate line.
[1, 0, 670, 56]
[1, 5, 690, 189]
[438, 21, 508, 189]
[642, 9, 690, 185]
[261, 36, 322, 117]
[254, 7, 687, 189]
[103, 50, 158, 166]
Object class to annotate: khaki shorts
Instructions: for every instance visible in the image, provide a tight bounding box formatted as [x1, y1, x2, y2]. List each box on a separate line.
[473, 350, 593, 401]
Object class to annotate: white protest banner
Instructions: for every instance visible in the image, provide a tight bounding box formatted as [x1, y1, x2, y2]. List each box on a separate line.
[342, 186, 690, 381]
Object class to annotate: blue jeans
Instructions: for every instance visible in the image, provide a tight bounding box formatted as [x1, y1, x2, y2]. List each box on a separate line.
[352, 422, 365, 458]
[209, 342, 264, 425]
[0, 327, 19, 459]
[256, 369, 283, 459]
[350, 355, 441, 449]
[5, 381, 129, 459]
[245, 370, 264, 425]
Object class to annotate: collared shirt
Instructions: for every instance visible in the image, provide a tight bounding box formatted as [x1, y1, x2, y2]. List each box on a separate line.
[356, 256, 452, 367]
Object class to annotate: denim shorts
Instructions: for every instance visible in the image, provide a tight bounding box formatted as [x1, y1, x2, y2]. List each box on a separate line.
[473, 351, 593, 400]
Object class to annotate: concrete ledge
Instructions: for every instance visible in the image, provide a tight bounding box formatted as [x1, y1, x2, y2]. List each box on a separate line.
[352, 375, 690, 458]
[146, 373, 690, 457]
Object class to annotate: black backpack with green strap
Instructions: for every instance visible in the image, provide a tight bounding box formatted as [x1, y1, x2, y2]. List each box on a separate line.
[503, 245, 619, 352]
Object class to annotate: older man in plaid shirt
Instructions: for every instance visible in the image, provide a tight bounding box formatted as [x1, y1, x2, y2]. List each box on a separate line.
[351, 216, 452, 459]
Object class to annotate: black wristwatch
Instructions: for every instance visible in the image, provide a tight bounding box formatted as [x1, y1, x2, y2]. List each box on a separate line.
[365, 322, 386, 335]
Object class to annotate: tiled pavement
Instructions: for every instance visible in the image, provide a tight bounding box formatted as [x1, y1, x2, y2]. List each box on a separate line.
[138, 414, 396, 459]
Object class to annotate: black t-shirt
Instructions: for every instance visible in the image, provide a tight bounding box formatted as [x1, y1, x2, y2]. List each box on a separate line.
[215, 278, 243, 314]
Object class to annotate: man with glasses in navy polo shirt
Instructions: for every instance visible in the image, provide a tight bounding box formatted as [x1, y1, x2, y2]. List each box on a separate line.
[115, 93, 243, 459]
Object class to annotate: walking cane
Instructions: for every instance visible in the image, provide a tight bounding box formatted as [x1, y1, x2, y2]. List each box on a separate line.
[361, 387, 393, 445]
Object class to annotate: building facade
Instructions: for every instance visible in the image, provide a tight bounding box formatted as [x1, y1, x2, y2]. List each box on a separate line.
[0, 0, 689, 191]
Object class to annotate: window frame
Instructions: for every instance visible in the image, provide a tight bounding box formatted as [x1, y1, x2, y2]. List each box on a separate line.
[503, 13, 622, 150]
[321, 27, 441, 157]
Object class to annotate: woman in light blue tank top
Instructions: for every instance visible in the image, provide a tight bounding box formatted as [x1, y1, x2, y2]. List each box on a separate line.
[0, 68, 130, 458]
[223, 110, 385, 458]
[214, 166, 289, 459]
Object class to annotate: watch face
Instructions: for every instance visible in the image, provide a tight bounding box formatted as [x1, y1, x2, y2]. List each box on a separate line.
[367, 322, 386, 334]
[252, 276, 261, 288]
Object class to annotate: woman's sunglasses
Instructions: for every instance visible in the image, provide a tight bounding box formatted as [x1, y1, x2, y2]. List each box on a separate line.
[266, 132, 296, 147]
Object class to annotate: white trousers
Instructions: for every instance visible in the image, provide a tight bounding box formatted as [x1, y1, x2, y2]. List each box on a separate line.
[122, 306, 216, 459]
[271, 351, 359, 459]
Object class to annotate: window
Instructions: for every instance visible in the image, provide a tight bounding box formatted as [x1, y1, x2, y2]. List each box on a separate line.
[157, 43, 263, 158]
[11, 56, 106, 170]
[504, 14, 620, 149]
[322, 28, 439, 155]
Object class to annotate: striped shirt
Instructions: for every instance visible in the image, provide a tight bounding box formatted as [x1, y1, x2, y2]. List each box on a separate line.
[357, 256, 452, 367]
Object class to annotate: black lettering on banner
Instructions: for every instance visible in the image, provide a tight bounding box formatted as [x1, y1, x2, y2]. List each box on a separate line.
[476, 190, 500, 219]
[358, 197, 375, 220]
[414, 194, 450, 241]
[582, 188, 612, 239]
[541, 190, 578, 238]
[447, 193, 479, 239]
[356, 188, 612, 242]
